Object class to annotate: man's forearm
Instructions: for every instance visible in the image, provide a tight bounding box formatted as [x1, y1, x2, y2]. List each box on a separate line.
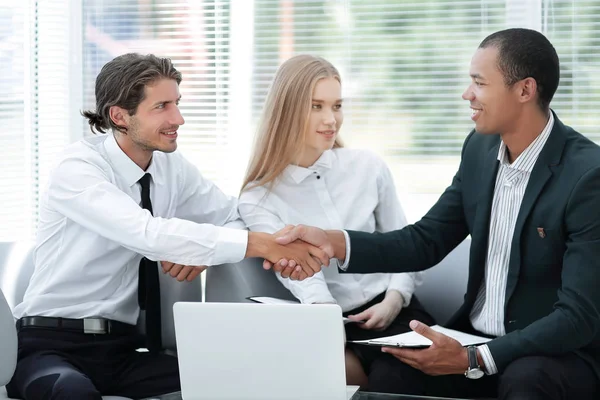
[245, 231, 272, 259]
[325, 230, 346, 260]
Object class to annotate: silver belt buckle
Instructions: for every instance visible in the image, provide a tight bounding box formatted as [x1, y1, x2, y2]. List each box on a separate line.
[83, 318, 107, 334]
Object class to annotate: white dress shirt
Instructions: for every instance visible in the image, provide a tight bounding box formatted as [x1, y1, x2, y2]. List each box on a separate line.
[239, 148, 421, 312]
[472, 112, 554, 374]
[13, 133, 248, 324]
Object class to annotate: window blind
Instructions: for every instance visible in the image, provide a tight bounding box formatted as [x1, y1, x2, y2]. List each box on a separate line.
[0, 3, 31, 241]
[0, 1, 81, 241]
[543, 0, 600, 143]
[35, 0, 84, 226]
[80, 0, 509, 199]
[1, 0, 595, 238]
[253, 0, 508, 199]
[82, 0, 237, 191]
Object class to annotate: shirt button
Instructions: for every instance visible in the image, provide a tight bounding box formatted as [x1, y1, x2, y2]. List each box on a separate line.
[316, 175, 321, 179]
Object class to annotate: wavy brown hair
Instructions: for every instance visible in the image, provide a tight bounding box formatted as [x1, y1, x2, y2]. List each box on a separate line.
[81, 53, 182, 134]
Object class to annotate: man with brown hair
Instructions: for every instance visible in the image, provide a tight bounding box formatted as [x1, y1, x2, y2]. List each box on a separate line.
[7, 53, 327, 399]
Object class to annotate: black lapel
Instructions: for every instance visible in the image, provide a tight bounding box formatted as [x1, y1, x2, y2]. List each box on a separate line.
[505, 111, 567, 301]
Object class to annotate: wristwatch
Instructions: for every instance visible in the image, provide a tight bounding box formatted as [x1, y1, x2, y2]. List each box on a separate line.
[464, 346, 484, 379]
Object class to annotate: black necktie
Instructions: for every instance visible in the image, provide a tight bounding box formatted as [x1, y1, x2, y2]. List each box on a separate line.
[137, 173, 162, 353]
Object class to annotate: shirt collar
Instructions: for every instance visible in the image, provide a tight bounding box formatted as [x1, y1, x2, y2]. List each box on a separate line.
[284, 150, 336, 184]
[497, 111, 555, 173]
[103, 132, 157, 187]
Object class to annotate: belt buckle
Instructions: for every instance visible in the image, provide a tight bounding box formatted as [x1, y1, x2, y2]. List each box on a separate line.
[83, 318, 107, 334]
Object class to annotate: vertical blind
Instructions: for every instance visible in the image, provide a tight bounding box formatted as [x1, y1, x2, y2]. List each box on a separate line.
[81, 0, 510, 198]
[0, 0, 82, 241]
[2, 0, 600, 239]
[544, 0, 600, 140]
[252, 0, 507, 200]
[79, 0, 600, 213]
[35, 0, 83, 227]
[82, 0, 237, 192]
[0, 3, 31, 241]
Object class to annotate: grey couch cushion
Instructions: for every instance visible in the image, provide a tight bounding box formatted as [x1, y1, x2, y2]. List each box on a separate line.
[0, 289, 17, 387]
[0, 242, 35, 311]
[206, 257, 296, 303]
[156, 265, 203, 352]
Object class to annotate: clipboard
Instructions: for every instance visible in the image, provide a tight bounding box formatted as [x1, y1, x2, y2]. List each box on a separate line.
[350, 325, 492, 348]
[352, 340, 430, 349]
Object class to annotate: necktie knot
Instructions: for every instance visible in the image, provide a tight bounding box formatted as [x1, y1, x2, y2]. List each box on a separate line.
[138, 173, 152, 190]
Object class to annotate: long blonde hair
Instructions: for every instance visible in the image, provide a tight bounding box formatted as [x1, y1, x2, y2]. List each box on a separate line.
[241, 54, 343, 192]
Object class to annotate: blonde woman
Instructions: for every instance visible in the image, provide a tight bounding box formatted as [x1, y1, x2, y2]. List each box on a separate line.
[238, 55, 435, 392]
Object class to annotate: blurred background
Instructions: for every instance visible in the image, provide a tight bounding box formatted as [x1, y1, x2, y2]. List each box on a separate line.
[1, 0, 599, 240]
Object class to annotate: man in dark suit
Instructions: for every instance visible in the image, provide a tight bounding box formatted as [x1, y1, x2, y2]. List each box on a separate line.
[269, 28, 600, 399]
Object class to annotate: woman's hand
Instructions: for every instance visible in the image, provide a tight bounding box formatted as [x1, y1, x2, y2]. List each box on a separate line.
[347, 290, 404, 331]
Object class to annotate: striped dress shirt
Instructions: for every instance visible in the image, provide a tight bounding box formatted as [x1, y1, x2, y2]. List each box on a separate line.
[473, 112, 554, 374]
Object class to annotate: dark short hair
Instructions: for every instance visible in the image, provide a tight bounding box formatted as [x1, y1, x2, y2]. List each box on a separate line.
[479, 28, 559, 110]
[81, 53, 182, 134]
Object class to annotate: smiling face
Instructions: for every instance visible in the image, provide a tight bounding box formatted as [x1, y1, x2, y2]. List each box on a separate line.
[112, 78, 185, 169]
[300, 77, 344, 165]
[462, 46, 523, 135]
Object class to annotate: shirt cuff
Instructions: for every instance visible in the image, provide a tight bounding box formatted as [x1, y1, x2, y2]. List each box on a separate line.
[213, 227, 248, 265]
[477, 344, 498, 375]
[338, 230, 351, 271]
[386, 275, 417, 308]
[282, 274, 336, 305]
[386, 288, 412, 308]
[300, 293, 337, 305]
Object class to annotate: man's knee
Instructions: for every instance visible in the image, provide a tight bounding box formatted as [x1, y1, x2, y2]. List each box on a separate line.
[19, 370, 101, 400]
[498, 356, 554, 400]
[368, 355, 426, 394]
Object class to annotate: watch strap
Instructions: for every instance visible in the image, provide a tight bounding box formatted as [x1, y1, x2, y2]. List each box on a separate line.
[467, 345, 479, 369]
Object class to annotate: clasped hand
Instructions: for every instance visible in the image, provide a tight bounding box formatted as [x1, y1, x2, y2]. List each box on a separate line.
[262, 225, 335, 280]
[160, 261, 206, 282]
[159, 224, 332, 283]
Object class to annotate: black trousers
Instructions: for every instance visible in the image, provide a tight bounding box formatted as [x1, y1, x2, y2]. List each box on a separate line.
[369, 350, 599, 399]
[6, 326, 180, 400]
[344, 293, 436, 393]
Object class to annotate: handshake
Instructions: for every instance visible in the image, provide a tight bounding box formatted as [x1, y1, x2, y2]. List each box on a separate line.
[161, 225, 347, 283]
[249, 225, 346, 281]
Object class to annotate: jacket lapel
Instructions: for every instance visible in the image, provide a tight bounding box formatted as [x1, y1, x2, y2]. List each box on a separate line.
[505, 112, 567, 301]
[467, 142, 500, 302]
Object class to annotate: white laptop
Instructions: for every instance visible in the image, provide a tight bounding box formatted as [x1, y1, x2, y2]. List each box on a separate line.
[173, 302, 355, 400]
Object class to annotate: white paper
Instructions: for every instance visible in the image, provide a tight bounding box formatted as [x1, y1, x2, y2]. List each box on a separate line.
[248, 296, 360, 324]
[351, 324, 492, 347]
[248, 296, 300, 306]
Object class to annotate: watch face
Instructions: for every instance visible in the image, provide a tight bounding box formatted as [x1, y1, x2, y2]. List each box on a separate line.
[466, 368, 485, 379]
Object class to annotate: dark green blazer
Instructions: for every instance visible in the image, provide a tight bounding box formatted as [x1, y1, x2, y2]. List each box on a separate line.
[345, 112, 600, 376]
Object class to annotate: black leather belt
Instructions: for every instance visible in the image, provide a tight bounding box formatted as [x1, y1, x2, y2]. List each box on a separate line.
[16, 316, 136, 335]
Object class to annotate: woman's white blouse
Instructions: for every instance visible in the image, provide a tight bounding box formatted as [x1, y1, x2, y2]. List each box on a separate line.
[239, 148, 421, 312]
